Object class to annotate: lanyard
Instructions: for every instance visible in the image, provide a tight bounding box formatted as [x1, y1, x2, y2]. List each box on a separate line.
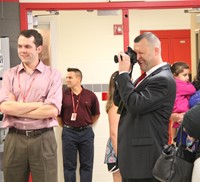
[18, 72, 38, 102]
[71, 91, 81, 113]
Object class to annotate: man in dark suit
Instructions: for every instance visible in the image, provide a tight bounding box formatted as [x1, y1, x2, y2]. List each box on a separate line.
[113, 32, 176, 182]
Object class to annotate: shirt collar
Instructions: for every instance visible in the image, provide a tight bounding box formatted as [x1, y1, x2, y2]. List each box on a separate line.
[66, 86, 86, 95]
[146, 62, 167, 76]
[18, 60, 45, 74]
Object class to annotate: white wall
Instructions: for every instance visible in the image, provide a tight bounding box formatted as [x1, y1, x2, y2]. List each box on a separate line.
[57, 10, 122, 84]
[33, 9, 190, 182]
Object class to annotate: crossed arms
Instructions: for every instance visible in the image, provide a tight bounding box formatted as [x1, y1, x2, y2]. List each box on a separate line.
[0, 93, 58, 119]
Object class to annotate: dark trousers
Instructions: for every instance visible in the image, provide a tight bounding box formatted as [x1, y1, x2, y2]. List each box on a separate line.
[62, 127, 94, 182]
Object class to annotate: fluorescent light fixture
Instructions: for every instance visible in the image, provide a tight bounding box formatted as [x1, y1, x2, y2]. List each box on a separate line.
[97, 10, 120, 16]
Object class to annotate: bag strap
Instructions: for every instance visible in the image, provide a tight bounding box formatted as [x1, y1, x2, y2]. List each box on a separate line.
[177, 124, 198, 152]
[176, 124, 183, 147]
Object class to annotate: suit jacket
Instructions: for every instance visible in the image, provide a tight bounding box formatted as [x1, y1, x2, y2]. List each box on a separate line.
[114, 64, 176, 179]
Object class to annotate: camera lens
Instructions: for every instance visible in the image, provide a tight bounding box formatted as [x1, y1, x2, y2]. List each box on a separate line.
[114, 55, 119, 63]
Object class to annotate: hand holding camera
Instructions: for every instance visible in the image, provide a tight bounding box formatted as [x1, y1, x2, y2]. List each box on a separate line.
[114, 46, 137, 76]
[113, 47, 138, 114]
[114, 46, 137, 64]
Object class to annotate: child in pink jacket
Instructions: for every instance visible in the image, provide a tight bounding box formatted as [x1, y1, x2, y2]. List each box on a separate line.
[170, 62, 196, 142]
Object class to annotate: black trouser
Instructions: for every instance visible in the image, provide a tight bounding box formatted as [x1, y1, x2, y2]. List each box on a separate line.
[62, 127, 94, 182]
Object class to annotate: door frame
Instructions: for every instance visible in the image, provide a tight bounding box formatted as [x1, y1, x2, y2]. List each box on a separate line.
[20, 1, 200, 51]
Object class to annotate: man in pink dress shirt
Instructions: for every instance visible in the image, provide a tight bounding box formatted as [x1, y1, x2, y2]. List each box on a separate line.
[0, 29, 62, 182]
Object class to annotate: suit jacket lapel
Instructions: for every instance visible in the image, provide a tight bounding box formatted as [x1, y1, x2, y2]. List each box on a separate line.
[134, 64, 171, 89]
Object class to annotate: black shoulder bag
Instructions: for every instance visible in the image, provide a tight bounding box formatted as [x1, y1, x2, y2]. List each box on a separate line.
[152, 125, 197, 182]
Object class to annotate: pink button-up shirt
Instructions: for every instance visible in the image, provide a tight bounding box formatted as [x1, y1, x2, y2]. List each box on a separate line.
[0, 61, 62, 129]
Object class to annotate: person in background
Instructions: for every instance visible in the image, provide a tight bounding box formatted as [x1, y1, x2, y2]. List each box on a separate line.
[182, 60, 200, 182]
[170, 62, 196, 144]
[189, 60, 200, 108]
[192, 63, 200, 90]
[113, 32, 176, 182]
[104, 71, 122, 182]
[60, 68, 100, 182]
[182, 100, 200, 182]
[0, 29, 62, 182]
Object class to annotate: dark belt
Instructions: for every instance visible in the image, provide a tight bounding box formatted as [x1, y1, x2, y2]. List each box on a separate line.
[63, 125, 91, 131]
[9, 127, 53, 137]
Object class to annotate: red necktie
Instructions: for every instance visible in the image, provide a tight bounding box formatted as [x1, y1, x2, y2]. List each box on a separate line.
[135, 72, 146, 86]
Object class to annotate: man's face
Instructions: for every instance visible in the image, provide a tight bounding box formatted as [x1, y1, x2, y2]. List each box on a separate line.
[134, 38, 157, 72]
[66, 72, 80, 88]
[18, 35, 42, 65]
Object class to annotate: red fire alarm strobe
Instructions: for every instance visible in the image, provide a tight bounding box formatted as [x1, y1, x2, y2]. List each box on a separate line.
[113, 24, 123, 35]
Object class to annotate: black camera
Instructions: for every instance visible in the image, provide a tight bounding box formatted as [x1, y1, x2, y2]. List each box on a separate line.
[114, 46, 137, 65]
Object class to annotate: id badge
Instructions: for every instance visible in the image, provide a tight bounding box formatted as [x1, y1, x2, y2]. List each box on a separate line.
[71, 113, 77, 121]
